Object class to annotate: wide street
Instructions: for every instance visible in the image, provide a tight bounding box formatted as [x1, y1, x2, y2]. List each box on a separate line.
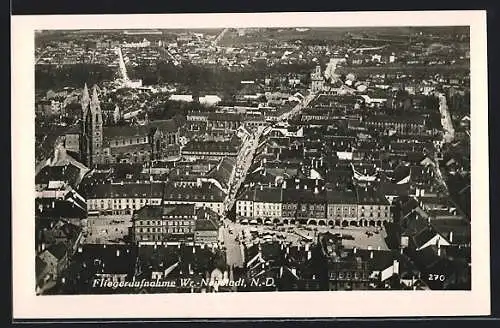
[221, 220, 245, 268]
[219, 218, 389, 267]
[82, 215, 133, 244]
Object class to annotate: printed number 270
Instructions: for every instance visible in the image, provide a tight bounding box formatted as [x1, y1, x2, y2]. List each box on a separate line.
[428, 274, 445, 281]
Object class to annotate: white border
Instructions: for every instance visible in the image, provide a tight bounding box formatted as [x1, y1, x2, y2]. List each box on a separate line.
[12, 11, 489, 319]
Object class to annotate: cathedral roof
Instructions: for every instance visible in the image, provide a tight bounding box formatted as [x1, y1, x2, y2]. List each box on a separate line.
[103, 125, 151, 139]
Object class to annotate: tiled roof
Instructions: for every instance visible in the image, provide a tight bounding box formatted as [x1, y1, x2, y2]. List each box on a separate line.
[377, 182, 410, 197]
[254, 187, 283, 203]
[103, 125, 150, 139]
[356, 187, 389, 205]
[365, 115, 426, 125]
[163, 204, 196, 218]
[208, 112, 242, 122]
[87, 182, 164, 199]
[111, 143, 151, 154]
[75, 244, 138, 274]
[413, 226, 439, 249]
[133, 205, 163, 220]
[36, 164, 81, 188]
[355, 249, 397, 271]
[195, 219, 218, 231]
[206, 157, 235, 189]
[36, 256, 48, 278]
[163, 182, 225, 202]
[325, 190, 357, 204]
[46, 242, 68, 260]
[147, 119, 179, 133]
[182, 140, 239, 154]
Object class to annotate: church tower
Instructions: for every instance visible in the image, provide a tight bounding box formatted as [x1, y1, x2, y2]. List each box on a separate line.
[80, 84, 103, 167]
[89, 85, 103, 166]
[311, 65, 324, 93]
[80, 83, 91, 166]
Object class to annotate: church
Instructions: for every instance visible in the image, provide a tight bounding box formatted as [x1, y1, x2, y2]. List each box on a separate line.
[64, 84, 182, 167]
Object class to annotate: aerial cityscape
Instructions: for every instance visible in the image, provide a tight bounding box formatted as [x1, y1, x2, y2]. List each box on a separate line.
[34, 26, 471, 295]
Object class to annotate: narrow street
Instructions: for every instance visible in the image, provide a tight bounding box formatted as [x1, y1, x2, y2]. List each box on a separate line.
[223, 92, 317, 213]
[433, 92, 454, 194]
[437, 92, 455, 143]
[221, 93, 316, 267]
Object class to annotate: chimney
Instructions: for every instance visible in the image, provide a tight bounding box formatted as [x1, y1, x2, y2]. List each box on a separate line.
[307, 251, 312, 260]
[116, 249, 120, 257]
[304, 185, 308, 190]
[353, 247, 357, 254]
[296, 184, 299, 190]
[449, 231, 453, 243]
[305, 243, 310, 252]
[282, 180, 287, 189]
[393, 260, 400, 275]
[437, 245, 441, 256]
[370, 251, 374, 259]
[314, 187, 319, 194]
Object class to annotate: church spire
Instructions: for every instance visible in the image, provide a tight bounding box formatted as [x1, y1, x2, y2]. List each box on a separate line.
[81, 83, 90, 114]
[91, 84, 100, 105]
[113, 104, 121, 124]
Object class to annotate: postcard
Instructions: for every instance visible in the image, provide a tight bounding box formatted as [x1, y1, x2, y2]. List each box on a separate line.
[11, 10, 489, 319]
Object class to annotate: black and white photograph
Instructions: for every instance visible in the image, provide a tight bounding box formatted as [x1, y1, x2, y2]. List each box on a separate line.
[12, 11, 490, 318]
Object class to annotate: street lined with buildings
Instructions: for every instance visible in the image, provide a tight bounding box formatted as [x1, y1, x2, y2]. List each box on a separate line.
[34, 27, 472, 294]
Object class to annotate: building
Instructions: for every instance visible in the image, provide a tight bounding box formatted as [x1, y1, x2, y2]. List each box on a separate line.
[181, 140, 240, 161]
[252, 186, 283, 224]
[326, 190, 358, 227]
[356, 187, 392, 227]
[207, 112, 242, 131]
[75, 84, 182, 166]
[148, 119, 181, 160]
[364, 115, 427, 136]
[80, 84, 104, 167]
[163, 182, 226, 215]
[194, 208, 220, 245]
[85, 182, 164, 216]
[311, 65, 324, 93]
[236, 185, 283, 224]
[132, 204, 196, 244]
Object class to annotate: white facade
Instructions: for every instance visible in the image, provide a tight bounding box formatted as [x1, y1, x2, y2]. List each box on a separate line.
[87, 197, 162, 212]
[252, 201, 282, 218]
[236, 200, 254, 218]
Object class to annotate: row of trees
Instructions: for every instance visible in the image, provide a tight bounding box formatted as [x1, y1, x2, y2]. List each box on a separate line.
[35, 64, 116, 91]
[36, 61, 317, 94]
